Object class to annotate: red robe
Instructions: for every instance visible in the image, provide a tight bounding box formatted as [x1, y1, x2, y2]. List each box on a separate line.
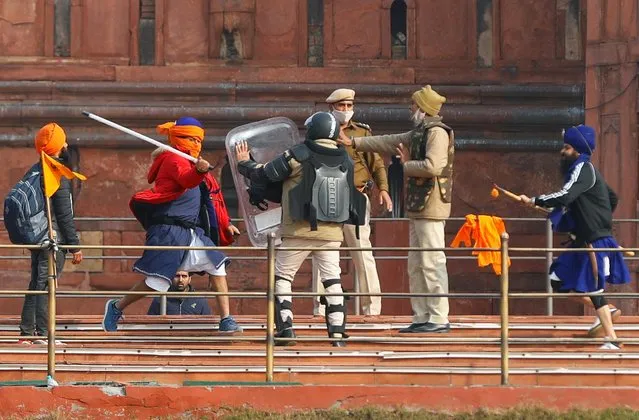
[130, 151, 234, 246]
[203, 172, 233, 246]
[130, 151, 205, 206]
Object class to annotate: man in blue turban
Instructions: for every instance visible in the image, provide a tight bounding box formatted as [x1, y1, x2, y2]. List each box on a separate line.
[520, 125, 631, 350]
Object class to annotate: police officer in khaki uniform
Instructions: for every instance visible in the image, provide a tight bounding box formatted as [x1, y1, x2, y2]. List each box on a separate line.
[312, 88, 392, 317]
[347, 85, 454, 333]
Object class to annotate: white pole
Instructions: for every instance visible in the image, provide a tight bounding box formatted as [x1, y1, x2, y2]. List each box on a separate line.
[82, 111, 200, 164]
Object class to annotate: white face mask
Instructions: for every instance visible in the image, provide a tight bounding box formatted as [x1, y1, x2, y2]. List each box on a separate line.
[331, 110, 354, 125]
[411, 109, 426, 126]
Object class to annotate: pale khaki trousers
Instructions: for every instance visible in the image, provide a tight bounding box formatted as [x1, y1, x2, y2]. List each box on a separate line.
[275, 238, 343, 328]
[409, 218, 449, 325]
[312, 196, 382, 316]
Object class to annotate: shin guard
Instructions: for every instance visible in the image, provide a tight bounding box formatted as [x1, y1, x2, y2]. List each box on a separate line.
[275, 276, 293, 332]
[321, 278, 347, 337]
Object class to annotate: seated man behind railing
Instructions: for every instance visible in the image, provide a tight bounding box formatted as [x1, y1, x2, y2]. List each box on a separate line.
[148, 271, 211, 316]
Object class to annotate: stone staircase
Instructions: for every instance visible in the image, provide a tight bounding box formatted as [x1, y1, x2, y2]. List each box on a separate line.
[0, 315, 637, 387]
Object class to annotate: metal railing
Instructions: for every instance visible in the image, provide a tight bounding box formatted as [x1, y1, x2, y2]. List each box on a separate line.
[61, 215, 638, 316]
[0, 219, 637, 386]
[4, 215, 615, 316]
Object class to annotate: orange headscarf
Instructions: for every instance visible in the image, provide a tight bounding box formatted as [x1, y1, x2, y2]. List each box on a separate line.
[156, 121, 205, 158]
[35, 123, 66, 156]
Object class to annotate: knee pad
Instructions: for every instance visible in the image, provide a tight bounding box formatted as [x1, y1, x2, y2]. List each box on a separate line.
[275, 276, 292, 303]
[321, 279, 343, 307]
[590, 294, 607, 310]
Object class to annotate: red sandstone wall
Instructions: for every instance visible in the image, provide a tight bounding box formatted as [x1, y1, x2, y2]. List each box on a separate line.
[0, 0, 598, 316]
[585, 0, 639, 315]
[0, 0, 585, 84]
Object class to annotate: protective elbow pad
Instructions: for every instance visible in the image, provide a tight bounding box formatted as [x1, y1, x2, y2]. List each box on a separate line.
[263, 152, 293, 182]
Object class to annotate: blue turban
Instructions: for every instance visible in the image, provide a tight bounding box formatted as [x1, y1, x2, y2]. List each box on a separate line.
[563, 125, 595, 155]
[175, 116, 203, 128]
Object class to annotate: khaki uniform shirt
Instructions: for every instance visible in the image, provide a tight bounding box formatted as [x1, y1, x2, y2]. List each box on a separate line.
[352, 117, 452, 220]
[342, 121, 389, 192]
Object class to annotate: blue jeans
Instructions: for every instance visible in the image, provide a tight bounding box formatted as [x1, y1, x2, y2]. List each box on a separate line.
[19, 249, 65, 336]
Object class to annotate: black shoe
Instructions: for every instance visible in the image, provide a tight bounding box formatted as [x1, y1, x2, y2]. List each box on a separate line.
[398, 322, 428, 333]
[274, 329, 296, 346]
[411, 322, 450, 333]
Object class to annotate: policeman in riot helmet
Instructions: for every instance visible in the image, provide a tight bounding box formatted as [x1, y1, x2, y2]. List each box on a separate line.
[236, 112, 367, 347]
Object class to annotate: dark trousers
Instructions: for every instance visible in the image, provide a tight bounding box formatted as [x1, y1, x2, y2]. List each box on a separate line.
[19, 249, 65, 336]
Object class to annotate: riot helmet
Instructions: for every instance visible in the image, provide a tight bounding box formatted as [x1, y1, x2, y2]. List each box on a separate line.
[304, 112, 339, 141]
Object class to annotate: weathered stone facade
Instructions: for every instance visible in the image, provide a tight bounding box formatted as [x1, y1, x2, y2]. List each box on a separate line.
[0, 0, 611, 317]
[585, 0, 639, 315]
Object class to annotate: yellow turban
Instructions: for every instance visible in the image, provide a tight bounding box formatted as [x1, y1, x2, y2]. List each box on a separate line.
[412, 85, 446, 116]
[35, 123, 66, 156]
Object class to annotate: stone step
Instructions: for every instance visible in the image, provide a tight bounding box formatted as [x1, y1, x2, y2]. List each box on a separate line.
[2, 315, 635, 387]
[5, 315, 638, 325]
[0, 348, 636, 368]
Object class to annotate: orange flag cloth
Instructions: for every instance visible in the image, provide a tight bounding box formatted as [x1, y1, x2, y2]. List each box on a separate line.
[450, 214, 510, 275]
[41, 152, 87, 198]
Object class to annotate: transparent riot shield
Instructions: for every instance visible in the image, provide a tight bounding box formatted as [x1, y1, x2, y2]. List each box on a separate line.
[225, 117, 301, 247]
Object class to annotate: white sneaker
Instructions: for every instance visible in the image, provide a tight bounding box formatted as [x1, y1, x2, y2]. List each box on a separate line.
[32, 339, 66, 346]
[588, 306, 621, 337]
[599, 341, 622, 350]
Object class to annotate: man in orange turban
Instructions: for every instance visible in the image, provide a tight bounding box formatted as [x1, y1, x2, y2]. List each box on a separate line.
[17, 123, 83, 345]
[102, 117, 241, 333]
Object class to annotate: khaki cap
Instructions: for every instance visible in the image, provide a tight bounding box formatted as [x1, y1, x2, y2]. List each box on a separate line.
[326, 88, 355, 104]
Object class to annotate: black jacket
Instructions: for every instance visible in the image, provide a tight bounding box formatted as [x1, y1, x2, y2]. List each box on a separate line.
[51, 174, 80, 253]
[147, 285, 211, 315]
[533, 160, 617, 245]
[27, 160, 80, 252]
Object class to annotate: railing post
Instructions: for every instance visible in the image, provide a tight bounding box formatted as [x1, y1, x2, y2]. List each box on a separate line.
[545, 218, 553, 315]
[499, 232, 510, 386]
[46, 247, 57, 382]
[160, 294, 167, 315]
[353, 270, 360, 316]
[265, 232, 276, 382]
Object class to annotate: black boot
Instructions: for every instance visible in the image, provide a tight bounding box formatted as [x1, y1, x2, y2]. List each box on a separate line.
[274, 328, 297, 346]
[274, 297, 295, 346]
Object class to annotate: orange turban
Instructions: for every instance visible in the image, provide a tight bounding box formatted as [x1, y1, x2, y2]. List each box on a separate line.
[156, 120, 205, 158]
[35, 123, 66, 156]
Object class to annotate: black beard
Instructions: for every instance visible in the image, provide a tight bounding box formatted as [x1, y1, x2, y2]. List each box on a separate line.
[59, 149, 71, 163]
[560, 155, 578, 175]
